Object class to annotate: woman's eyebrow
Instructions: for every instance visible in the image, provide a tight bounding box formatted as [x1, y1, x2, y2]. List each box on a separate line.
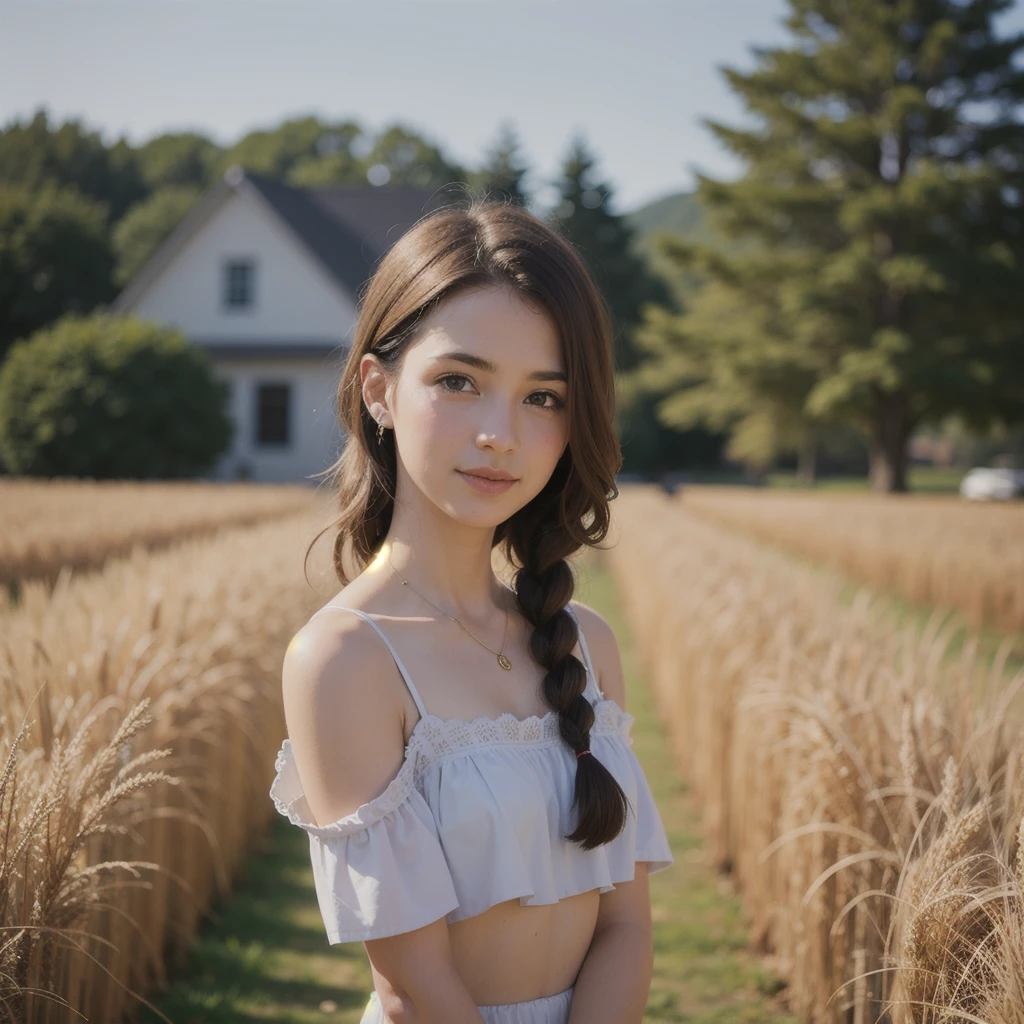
[433, 350, 567, 383]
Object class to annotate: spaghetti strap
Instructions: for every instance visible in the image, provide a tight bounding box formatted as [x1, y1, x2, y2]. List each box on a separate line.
[310, 605, 430, 721]
[565, 603, 604, 701]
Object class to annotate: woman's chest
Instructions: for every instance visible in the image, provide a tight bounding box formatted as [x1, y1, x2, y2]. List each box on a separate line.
[405, 725, 641, 924]
[423, 743, 571, 840]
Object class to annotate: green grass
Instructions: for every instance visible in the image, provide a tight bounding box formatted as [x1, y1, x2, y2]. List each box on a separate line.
[136, 557, 796, 1023]
[576, 556, 797, 1023]
[136, 815, 375, 1023]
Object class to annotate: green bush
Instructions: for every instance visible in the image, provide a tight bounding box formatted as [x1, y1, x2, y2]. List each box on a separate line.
[112, 184, 204, 287]
[0, 180, 117, 360]
[0, 311, 233, 478]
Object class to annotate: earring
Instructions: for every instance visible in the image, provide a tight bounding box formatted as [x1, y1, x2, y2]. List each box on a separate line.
[376, 420, 385, 444]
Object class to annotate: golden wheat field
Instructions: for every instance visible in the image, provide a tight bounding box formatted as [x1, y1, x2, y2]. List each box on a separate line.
[3, 479, 1024, 1023]
[1, 499, 339, 1023]
[678, 485, 1024, 637]
[608, 485, 1024, 1024]
[0, 478, 321, 597]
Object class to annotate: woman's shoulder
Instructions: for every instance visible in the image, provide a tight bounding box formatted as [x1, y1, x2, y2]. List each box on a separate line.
[567, 599, 625, 709]
[567, 598, 614, 650]
[287, 598, 374, 677]
[283, 591, 407, 735]
[280, 600, 410, 831]
[290, 579, 389, 657]
[284, 593, 403, 712]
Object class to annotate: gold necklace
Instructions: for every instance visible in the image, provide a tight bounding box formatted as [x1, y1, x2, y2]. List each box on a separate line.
[386, 552, 513, 671]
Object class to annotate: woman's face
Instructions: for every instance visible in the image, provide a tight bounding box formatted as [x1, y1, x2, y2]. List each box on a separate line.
[365, 284, 570, 528]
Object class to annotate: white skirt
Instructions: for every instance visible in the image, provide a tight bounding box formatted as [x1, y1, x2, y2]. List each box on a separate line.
[360, 984, 574, 1023]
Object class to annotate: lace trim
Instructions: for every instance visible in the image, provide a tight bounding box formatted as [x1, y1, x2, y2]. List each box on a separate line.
[409, 699, 630, 783]
[270, 699, 634, 834]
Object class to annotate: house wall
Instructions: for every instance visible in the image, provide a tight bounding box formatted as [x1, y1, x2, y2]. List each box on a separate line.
[127, 188, 357, 340]
[124, 186, 356, 484]
[209, 357, 345, 485]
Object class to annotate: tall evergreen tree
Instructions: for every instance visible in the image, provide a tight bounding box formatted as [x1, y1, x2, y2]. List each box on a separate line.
[631, 257, 829, 480]
[547, 134, 671, 373]
[469, 120, 531, 207]
[636, 0, 1024, 491]
[546, 135, 706, 474]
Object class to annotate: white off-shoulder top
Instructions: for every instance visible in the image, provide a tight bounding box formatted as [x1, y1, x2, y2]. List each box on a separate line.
[269, 601, 674, 944]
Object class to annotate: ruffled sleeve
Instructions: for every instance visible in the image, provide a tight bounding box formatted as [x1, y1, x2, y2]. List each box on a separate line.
[591, 706, 674, 879]
[624, 744, 674, 873]
[270, 739, 460, 944]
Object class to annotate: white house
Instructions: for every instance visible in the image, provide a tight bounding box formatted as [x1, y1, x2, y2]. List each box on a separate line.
[112, 165, 448, 484]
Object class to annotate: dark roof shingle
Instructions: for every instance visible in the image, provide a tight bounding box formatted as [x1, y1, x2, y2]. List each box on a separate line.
[241, 170, 452, 300]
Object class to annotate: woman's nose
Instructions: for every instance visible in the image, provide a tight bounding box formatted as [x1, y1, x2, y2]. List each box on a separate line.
[475, 399, 518, 450]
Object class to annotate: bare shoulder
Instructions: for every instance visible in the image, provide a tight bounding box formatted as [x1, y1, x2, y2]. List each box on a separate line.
[568, 599, 627, 710]
[280, 606, 407, 828]
[283, 607, 384, 716]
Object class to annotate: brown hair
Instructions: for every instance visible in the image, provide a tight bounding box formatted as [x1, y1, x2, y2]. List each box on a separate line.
[305, 197, 628, 850]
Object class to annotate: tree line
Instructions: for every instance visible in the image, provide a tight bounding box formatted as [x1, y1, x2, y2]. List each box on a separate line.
[2, 0, 1022, 490]
[0, 112, 695, 477]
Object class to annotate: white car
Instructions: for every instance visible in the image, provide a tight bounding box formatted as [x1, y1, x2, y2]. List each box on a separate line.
[959, 467, 1024, 501]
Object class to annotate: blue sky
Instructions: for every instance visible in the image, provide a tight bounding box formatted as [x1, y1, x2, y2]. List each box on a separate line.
[3, 0, 1023, 215]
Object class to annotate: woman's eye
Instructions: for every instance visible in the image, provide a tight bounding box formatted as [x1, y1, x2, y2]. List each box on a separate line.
[527, 391, 566, 410]
[438, 373, 472, 393]
[436, 374, 565, 410]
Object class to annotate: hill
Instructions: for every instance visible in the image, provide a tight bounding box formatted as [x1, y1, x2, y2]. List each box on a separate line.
[623, 189, 747, 300]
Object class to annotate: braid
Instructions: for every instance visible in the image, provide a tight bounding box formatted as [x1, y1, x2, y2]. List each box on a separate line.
[306, 198, 630, 843]
[510, 534, 629, 851]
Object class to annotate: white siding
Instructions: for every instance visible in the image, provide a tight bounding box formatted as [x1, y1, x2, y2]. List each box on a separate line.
[209, 359, 345, 485]
[128, 188, 357, 341]
[120, 185, 359, 483]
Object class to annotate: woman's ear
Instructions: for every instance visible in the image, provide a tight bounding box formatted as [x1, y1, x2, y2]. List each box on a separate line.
[360, 354, 391, 427]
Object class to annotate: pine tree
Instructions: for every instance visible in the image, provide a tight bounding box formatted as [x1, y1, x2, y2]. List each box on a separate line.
[546, 135, 702, 474]
[636, 0, 1024, 491]
[547, 134, 671, 373]
[469, 120, 532, 207]
[631, 254, 827, 479]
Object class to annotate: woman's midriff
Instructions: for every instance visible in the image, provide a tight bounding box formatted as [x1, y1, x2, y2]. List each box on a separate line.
[446, 889, 600, 1004]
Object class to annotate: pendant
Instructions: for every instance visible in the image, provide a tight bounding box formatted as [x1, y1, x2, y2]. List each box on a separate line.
[497, 653, 512, 671]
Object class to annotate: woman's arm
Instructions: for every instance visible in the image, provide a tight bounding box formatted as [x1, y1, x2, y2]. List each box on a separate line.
[365, 923, 486, 1023]
[567, 603, 656, 1024]
[568, 869, 653, 1024]
[283, 617, 485, 1024]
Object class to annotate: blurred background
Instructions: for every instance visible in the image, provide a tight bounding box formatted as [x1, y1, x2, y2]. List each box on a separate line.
[3, 0, 1022, 496]
[4, 5, 1024, 1023]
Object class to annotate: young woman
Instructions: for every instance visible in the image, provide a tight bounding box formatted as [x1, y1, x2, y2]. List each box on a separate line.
[270, 199, 673, 1023]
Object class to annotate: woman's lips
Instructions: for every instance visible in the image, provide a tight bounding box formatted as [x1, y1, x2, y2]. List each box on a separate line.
[456, 469, 519, 495]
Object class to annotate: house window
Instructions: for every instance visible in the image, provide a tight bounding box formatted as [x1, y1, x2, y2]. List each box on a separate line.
[224, 259, 255, 309]
[255, 382, 291, 446]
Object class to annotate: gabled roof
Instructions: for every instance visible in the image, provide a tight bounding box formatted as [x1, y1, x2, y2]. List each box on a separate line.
[113, 166, 452, 311]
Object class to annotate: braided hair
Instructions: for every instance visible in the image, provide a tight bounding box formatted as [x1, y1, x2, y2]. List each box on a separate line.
[499, 481, 630, 848]
[307, 194, 629, 850]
